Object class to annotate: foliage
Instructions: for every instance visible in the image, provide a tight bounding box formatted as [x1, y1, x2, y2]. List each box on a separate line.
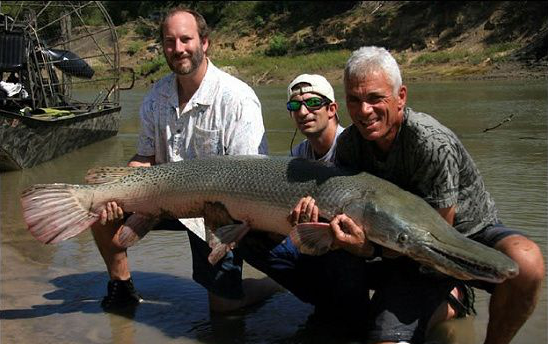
[215, 50, 350, 82]
[79, 6, 104, 26]
[411, 42, 520, 66]
[134, 19, 157, 39]
[412, 50, 469, 65]
[116, 26, 129, 38]
[103, 1, 164, 25]
[139, 55, 166, 77]
[127, 41, 144, 56]
[265, 34, 289, 57]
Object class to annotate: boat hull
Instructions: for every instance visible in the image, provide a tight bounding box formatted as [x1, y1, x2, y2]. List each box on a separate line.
[0, 106, 121, 171]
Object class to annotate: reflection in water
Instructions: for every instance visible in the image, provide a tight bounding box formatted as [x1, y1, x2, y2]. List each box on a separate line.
[1, 81, 546, 344]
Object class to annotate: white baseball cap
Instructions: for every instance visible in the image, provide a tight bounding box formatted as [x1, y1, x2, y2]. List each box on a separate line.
[287, 74, 335, 102]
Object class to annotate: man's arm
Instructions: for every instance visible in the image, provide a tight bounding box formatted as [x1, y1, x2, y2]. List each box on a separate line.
[128, 154, 155, 167]
[436, 205, 456, 225]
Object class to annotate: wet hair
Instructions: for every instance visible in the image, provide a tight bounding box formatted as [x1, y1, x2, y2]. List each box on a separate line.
[344, 46, 402, 96]
[159, 7, 211, 43]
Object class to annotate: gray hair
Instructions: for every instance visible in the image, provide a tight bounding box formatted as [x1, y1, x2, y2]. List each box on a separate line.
[344, 46, 402, 96]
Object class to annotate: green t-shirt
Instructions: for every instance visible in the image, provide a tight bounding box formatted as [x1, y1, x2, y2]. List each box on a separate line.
[335, 107, 499, 236]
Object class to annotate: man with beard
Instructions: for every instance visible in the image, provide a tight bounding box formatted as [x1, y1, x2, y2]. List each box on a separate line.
[91, 7, 280, 314]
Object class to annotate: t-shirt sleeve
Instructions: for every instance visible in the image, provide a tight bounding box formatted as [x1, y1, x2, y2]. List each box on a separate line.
[224, 95, 268, 155]
[412, 134, 461, 209]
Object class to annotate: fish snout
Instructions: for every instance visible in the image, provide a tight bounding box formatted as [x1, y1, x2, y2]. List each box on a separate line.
[504, 261, 520, 279]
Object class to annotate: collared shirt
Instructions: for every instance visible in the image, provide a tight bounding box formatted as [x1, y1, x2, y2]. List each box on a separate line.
[335, 107, 499, 236]
[290, 124, 345, 164]
[136, 60, 268, 239]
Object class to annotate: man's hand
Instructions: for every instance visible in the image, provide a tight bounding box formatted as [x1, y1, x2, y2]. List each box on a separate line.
[100, 201, 124, 225]
[330, 214, 376, 257]
[128, 154, 155, 167]
[288, 196, 319, 225]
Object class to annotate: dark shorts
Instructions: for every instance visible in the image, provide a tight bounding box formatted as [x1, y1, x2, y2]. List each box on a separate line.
[151, 219, 245, 300]
[466, 222, 524, 293]
[359, 223, 524, 343]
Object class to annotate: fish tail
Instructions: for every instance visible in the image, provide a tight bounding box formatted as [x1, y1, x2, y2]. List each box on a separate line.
[20, 184, 98, 244]
[289, 223, 333, 255]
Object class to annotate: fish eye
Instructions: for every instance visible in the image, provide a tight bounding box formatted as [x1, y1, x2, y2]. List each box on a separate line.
[398, 233, 409, 243]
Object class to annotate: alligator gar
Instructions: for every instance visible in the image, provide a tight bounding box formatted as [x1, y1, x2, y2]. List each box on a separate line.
[20, 155, 518, 283]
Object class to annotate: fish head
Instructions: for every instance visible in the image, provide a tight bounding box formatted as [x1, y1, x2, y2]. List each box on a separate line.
[343, 188, 519, 283]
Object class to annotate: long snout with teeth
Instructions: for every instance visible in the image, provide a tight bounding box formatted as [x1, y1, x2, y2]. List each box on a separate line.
[406, 225, 519, 283]
[348, 190, 519, 283]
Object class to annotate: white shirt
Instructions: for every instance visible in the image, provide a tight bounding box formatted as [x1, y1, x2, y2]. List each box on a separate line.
[290, 124, 344, 164]
[136, 60, 268, 239]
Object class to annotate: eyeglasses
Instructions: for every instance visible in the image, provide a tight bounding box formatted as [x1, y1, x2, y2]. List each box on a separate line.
[287, 97, 330, 112]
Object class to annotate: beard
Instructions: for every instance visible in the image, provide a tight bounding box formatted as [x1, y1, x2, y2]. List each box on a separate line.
[167, 44, 205, 75]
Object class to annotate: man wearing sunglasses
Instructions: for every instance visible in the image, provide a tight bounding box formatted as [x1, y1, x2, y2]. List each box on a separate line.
[286, 74, 343, 164]
[237, 74, 371, 334]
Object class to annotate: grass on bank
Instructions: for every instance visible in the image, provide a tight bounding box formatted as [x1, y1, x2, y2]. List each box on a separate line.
[90, 40, 523, 86]
[408, 43, 520, 66]
[214, 50, 351, 83]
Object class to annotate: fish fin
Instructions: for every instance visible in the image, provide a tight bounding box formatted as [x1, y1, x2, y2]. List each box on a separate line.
[117, 214, 157, 248]
[20, 184, 98, 244]
[207, 223, 250, 265]
[289, 223, 333, 255]
[85, 167, 136, 185]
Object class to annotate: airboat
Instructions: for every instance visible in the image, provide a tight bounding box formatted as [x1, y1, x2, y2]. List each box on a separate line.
[0, 1, 133, 171]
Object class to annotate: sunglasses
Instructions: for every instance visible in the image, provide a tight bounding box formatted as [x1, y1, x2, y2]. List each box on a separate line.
[287, 97, 330, 112]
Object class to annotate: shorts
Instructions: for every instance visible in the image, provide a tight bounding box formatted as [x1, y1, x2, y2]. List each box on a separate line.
[466, 222, 524, 293]
[365, 222, 524, 343]
[151, 219, 245, 300]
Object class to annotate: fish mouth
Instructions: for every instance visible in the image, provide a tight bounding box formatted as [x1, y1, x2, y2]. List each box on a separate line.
[417, 243, 519, 283]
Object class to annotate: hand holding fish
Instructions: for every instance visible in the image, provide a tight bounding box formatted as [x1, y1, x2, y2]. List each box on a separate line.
[288, 196, 319, 225]
[330, 213, 374, 256]
[99, 201, 124, 225]
[330, 214, 401, 258]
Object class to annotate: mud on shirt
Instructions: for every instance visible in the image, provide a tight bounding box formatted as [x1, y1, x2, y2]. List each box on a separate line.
[335, 107, 499, 236]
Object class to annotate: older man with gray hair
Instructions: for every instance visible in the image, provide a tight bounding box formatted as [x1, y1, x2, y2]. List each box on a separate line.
[312, 46, 544, 344]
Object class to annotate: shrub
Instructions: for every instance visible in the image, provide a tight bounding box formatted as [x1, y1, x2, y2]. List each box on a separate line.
[253, 15, 265, 28]
[135, 18, 157, 39]
[127, 42, 143, 56]
[139, 56, 165, 76]
[265, 34, 289, 57]
[116, 26, 129, 38]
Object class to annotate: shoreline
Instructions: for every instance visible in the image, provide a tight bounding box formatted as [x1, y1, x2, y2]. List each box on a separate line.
[126, 58, 546, 89]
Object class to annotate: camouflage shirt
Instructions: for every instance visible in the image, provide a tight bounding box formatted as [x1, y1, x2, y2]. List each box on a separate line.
[335, 107, 499, 236]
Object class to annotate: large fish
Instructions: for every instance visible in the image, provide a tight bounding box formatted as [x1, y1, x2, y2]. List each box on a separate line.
[20, 155, 518, 283]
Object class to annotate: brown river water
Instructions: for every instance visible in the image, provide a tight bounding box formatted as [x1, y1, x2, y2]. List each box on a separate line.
[1, 80, 546, 344]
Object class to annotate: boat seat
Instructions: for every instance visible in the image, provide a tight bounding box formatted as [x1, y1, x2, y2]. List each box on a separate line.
[0, 32, 25, 72]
